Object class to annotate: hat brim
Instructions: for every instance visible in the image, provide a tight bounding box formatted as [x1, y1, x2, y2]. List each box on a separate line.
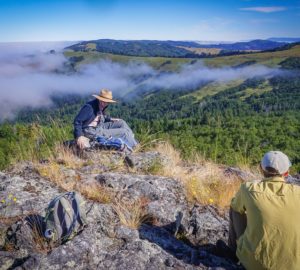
[92, 94, 117, 103]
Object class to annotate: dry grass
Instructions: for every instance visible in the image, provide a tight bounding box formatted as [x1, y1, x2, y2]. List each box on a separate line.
[29, 226, 53, 254]
[134, 137, 163, 153]
[23, 215, 54, 254]
[35, 139, 251, 209]
[185, 174, 242, 208]
[1, 213, 53, 254]
[36, 161, 77, 191]
[153, 141, 183, 177]
[113, 197, 154, 229]
[50, 144, 85, 169]
[0, 215, 24, 226]
[77, 182, 113, 204]
[35, 157, 115, 204]
[151, 141, 248, 208]
[34, 144, 83, 191]
[155, 141, 182, 165]
[2, 241, 15, 252]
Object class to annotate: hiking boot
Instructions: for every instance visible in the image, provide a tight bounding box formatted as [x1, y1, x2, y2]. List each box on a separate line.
[124, 155, 134, 168]
[215, 239, 239, 263]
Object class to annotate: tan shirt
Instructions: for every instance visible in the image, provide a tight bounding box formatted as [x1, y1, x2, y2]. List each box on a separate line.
[88, 112, 102, 127]
[88, 103, 105, 127]
[231, 176, 300, 270]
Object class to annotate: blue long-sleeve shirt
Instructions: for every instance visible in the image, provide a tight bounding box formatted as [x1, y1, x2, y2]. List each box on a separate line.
[73, 99, 110, 138]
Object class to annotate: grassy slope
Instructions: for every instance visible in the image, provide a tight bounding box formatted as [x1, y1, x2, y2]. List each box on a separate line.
[64, 50, 193, 71]
[64, 45, 300, 100]
[184, 80, 245, 101]
[176, 46, 221, 55]
[184, 46, 300, 100]
[184, 79, 273, 102]
[65, 44, 300, 69]
[239, 80, 273, 100]
[204, 45, 300, 67]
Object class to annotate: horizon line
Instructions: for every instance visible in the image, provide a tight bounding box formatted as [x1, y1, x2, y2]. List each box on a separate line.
[1, 36, 300, 44]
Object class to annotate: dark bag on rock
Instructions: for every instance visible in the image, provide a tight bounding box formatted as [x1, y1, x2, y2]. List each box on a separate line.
[44, 191, 87, 243]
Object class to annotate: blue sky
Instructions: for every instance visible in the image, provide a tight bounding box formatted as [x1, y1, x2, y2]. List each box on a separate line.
[0, 0, 299, 42]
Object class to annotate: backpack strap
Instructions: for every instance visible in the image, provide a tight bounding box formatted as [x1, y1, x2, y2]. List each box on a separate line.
[73, 193, 87, 227]
[61, 192, 80, 241]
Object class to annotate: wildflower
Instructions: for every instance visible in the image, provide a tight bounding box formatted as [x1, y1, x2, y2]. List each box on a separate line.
[1, 199, 5, 203]
[208, 198, 214, 204]
[13, 197, 17, 202]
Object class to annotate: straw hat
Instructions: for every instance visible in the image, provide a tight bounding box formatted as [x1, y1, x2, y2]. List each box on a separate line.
[92, 89, 116, 103]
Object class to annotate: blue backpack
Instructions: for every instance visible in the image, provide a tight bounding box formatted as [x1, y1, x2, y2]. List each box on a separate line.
[96, 136, 133, 152]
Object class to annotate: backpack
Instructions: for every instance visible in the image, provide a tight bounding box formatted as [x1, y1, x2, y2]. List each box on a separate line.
[44, 192, 87, 243]
[96, 136, 133, 152]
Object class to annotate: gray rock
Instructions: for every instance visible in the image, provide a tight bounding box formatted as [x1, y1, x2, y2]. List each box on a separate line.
[0, 161, 241, 270]
[95, 173, 190, 226]
[224, 167, 257, 182]
[0, 252, 15, 270]
[188, 205, 229, 246]
[124, 151, 166, 170]
[0, 165, 61, 218]
[286, 175, 300, 185]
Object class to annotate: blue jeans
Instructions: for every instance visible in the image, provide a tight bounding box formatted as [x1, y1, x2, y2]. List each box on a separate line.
[84, 119, 138, 149]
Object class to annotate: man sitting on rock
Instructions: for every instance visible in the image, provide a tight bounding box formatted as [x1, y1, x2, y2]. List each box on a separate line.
[226, 151, 300, 269]
[73, 89, 138, 150]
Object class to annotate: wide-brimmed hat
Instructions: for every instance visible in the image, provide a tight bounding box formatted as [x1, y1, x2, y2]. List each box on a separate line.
[92, 89, 116, 103]
[261, 151, 291, 175]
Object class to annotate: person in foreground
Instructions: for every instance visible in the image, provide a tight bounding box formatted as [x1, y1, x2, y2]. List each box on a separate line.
[228, 151, 300, 270]
[73, 89, 138, 150]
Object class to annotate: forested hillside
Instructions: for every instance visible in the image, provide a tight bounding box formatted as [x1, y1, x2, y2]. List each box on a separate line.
[1, 72, 299, 172]
[1, 41, 300, 171]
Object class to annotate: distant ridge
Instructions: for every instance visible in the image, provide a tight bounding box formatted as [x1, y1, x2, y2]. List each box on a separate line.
[197, 39, 287, 51]
[65, 39, 201, 58]
[268, 37, 300, 43]
[65, 39, 288, 58]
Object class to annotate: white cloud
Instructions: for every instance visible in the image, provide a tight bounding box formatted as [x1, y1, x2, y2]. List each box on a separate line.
[0, 49, 154, 120]
[240, 6, 287, 13]
[147, 62, 282, 90]
[0, 45, 285, 120]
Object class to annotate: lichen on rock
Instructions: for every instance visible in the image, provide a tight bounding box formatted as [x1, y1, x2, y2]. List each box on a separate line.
[0, 151, 248, 270]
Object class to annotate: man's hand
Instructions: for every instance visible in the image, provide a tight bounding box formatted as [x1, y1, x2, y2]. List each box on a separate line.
[76, 136, 90, 149]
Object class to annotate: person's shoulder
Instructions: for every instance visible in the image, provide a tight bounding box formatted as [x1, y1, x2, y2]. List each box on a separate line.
[89, 98, 100, 110]
[241, 180, 261, 192]
[288, 183, 300, 194]
[80, 99, 97, 112]
[86, 99, 97, 107]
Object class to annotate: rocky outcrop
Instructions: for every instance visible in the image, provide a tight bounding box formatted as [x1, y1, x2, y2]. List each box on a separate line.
[1, 148, 299, 270]
[0, 153, 246, 270]
[0, 151, 299, 270]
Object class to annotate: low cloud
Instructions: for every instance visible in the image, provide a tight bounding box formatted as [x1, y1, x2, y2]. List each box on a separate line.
[240, 6, 287, 13]
[0, 44, 284, 120]
[146, 63, 281, 90]
[0, 48, 154, 120]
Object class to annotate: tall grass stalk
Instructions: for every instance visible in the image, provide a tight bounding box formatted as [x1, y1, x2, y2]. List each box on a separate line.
[12, 118, 72, 165]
